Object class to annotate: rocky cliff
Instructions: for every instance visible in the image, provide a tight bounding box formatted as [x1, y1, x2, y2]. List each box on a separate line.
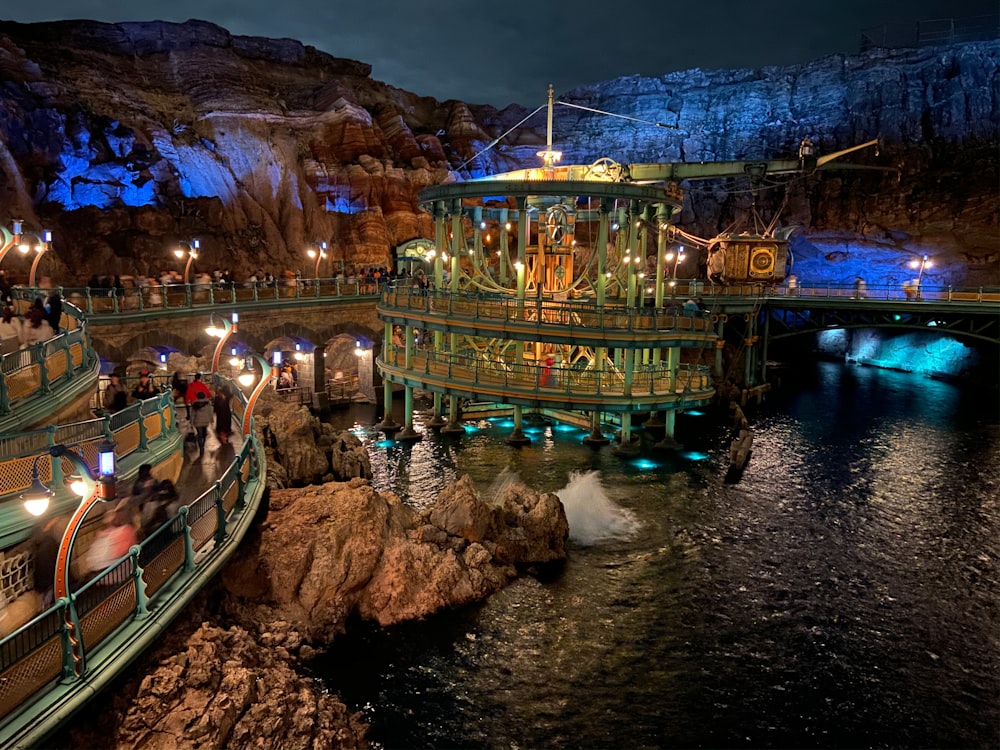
[0, 20, 996, 286]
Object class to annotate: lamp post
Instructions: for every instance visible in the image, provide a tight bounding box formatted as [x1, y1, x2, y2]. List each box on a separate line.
[173, 239, 200, 284]
[664, 246, 685, 300]
[0, 220, 53, 285]
[237, 353, 275, 436]
[910, 254, 931, 296]
[26, 229, 54, 288]
[20, 440, 118, 676]
[307, 241, 328, 279]
[207, 312, 238, 374]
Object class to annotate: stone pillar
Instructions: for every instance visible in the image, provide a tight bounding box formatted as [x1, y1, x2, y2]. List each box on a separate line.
[397, 386, 422, 442]
[505, 404, 531, 446]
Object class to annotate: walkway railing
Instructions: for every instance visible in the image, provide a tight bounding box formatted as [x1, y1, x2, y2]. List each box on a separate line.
[380, 347, 713, 404]
[382, 285, 715, 335]
[14, 276, 383, 316]
[0, 390, 178, 549]
[0, 378, 265, 748]
[0, 301, 98, 427]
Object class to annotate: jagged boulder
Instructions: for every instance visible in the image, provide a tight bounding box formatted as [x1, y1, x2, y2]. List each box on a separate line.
[221, 475, 568, 640]
[63, 621, 367, 750]
[255, 395, 372, 485]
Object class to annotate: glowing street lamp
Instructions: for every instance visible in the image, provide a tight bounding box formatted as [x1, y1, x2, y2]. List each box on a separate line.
[910, 254, 931, 287]
[0, 220, 53, 285]
[236, 353, 276, 435]
[307, 241, 328, 279]
[207, 312, 238, 374]
[20, 440, 118, 676]
[25, 228, 53, 287]
[173, 239, 200, 284]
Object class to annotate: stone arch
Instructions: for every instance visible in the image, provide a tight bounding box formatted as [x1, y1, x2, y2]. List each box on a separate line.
[90, 329, 205, 366]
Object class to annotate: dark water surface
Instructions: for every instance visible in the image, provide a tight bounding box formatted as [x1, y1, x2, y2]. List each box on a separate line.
[313, 362, 1000, 749]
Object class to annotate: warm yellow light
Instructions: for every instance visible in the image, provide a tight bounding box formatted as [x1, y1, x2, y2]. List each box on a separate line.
[514, 261, 524, 271]
[205, 324, 220, 337]
[307, 248, 317, 259]
[68, 476, 88, 497]
[238, 369, 256, 387]
[174, 248, 185, 259]
[505, 223, 511, 231]
[18, 243, 29, 254]
[229, 356, 240, 366]
[24, 498, 49, 516]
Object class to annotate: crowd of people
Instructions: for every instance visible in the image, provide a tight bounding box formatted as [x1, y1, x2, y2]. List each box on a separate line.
[0, 291, 64, 354]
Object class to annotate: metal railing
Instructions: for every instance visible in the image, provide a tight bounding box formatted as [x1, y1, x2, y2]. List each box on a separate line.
[13, 276, 384, 316]
[0, 376, 264, 742]
[381, 285, 715, 336]
[380, 346, 713, 401]
[0, 300, 96, 419]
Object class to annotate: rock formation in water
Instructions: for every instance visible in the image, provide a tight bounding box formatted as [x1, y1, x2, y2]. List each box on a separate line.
[222, 475, 568, 641]
[59, 473, 568, 748]
[0, 19, 995, 288]
[253, 393, 372, 487]
[61, 616, 368, 750]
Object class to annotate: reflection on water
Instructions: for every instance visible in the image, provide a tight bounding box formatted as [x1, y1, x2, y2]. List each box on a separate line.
[317, 363, 1000, 749]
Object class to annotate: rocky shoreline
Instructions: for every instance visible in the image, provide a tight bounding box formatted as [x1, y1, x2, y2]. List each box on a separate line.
[55, 398, 569, 749]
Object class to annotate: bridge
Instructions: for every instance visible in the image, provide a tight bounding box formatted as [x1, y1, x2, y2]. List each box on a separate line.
[0, 275, 996, 746]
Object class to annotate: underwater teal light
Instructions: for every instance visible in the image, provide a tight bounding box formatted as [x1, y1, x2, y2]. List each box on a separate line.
[632, 459, 659, 471]
[684, 410, 705, 416]
[494, 419, 515, 429]
[554, 423, 581, 433]
[462, 424, 481, 434]
[375, 439, 395, 448]
[680, 451, 710, 461]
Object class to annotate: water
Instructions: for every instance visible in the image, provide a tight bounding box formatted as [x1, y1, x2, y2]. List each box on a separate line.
[315, 362, 1000, 749]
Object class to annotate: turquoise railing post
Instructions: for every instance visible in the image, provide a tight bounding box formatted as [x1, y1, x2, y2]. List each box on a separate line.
[36, 344, 50, 395]
[235, 454, 247, 509]
[180, 506, 195, 571]
[213, 481, 227, 547]
[137, 401, 149, 450]
[0, 363, 9, 416]
[131, 546, 149, 618]
[137, 286, 145, 311]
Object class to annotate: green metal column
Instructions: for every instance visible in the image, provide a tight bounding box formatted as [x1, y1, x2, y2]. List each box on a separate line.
[596, 201, 609, 306]
[499, 209, 510, 284]
[624, 204, 638, 308]
[654, 203, 669, 308]
[450, 199, 462, 293]
[760, 308, 771, 383]
[442, 394, 464, 434]
[376, 320, 399, 432]
[743, 313, 755, 387]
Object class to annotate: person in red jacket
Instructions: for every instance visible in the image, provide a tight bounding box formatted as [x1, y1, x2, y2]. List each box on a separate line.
[184, 372, 212, 405]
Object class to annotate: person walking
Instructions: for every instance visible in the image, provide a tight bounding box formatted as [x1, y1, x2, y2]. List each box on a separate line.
[708, 244, 727, 286]
[190, 390, 213, 458]
[23, 298, 54, 345]
[213, 384, 233, 444]
[132, 369, 157, 401]
[0, 305, 24, 354]
[44, 291, 63, 334]
[185, 372, 212, 403]
[103, 374, 129, 412]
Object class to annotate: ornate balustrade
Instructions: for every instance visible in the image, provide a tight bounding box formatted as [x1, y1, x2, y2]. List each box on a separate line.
[0, 377, 265, 748]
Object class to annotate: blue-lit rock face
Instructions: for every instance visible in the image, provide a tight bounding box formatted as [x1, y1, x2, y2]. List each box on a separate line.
[816, 328, 980, 378]
[0, 19, 994, 287]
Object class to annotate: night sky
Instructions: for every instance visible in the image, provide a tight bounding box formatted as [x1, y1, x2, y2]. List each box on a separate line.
[2, 0, 998, 107]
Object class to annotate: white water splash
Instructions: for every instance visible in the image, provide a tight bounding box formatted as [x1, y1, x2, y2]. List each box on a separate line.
[557, 470, 641, 545]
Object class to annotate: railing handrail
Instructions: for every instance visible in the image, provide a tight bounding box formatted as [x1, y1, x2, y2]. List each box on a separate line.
[0, 374, 263, 746]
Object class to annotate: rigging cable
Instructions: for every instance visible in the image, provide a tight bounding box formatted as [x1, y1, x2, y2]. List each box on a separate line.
[455, 104, 547, 173]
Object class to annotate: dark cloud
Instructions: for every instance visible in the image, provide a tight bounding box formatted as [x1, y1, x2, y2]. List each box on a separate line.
[2, 0, 997, 107]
